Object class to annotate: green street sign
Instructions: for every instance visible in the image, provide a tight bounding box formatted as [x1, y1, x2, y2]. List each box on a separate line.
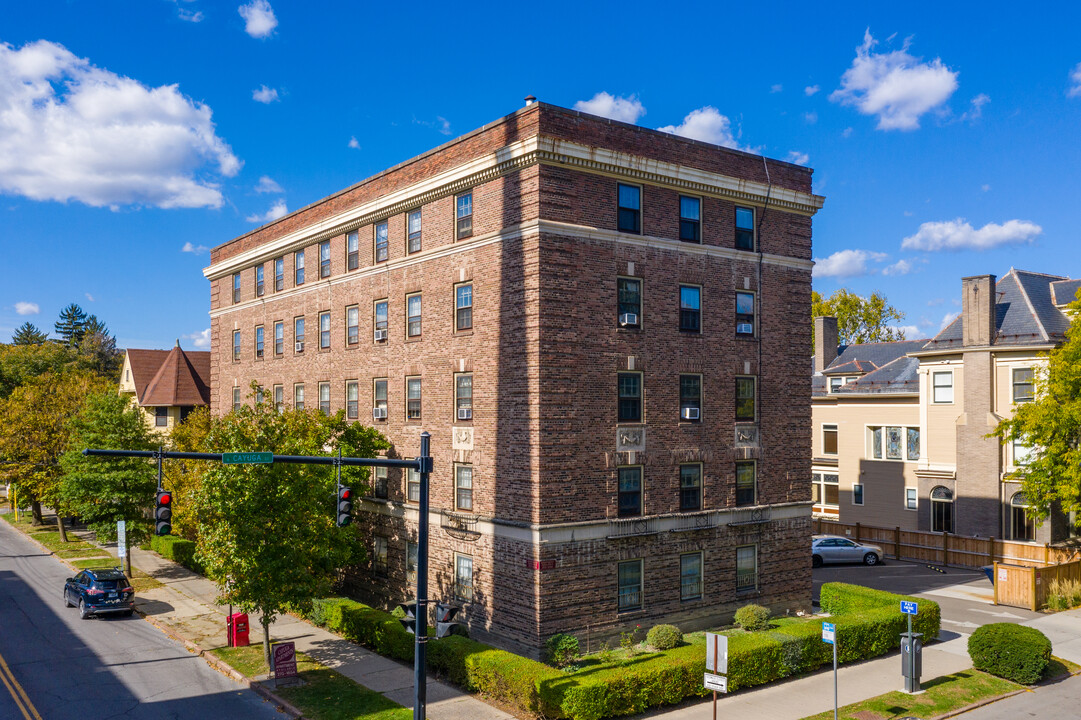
[222, 452, 274, 465]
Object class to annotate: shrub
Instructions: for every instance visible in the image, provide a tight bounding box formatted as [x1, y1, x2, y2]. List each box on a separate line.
[646, 624, 683, 650]
[546, 633, 581, 668]
[734, 604, 771, 631]
[968, 623, 1051, 684]
[1047, 578, 1081, 611]
[150, 535, 203, 573]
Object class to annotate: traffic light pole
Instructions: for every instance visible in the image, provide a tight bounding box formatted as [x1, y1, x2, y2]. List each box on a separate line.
[414, 431, 431, 720]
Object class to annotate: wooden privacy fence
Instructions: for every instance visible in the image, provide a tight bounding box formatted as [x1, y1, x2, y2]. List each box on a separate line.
[994, 559, 1081, 611]
[813, 518, 1081, 570]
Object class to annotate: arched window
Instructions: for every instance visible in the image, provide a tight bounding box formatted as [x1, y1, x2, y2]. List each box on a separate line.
[930, 486, 954, 533]
[1010, 493, 1035, 541]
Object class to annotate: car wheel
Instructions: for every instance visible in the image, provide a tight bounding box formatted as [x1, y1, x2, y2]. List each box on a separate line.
[78, 598, 89, 620]
[812, 555, 823, 568]
[863, 552, 879, 566]
[63, 589, 73, 608]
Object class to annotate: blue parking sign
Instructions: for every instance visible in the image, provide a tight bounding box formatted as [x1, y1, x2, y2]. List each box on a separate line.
[822, 622, 835, 644]
[900, 601, 918, 615]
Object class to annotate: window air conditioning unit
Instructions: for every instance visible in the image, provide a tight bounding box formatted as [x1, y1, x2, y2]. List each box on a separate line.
[619, 312, 639, 327]
[681, 407, 700, 420]
[457, 408, 473, 420]
[737, 323, 754, 335]
[374, 329, 388, 342]
[372, 407, 387, 419]
[294, 341, 304, 352]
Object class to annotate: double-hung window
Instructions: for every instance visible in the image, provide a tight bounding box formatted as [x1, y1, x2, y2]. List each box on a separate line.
[255, 326, 264, 359]
[735, 377, 756, 422]
[618, 466, 642, 517]
[812, 472, 839, 508]
[295, 250, 305, 285]
[294, 316, 305, 353]
[736, 292, 755, 335]
[456, 374, 473, 420]
[232, 330, 241, 362]
[456, 284, 473, 331]
[408, 210, 422, 253]
[375, 221, 389, 262]
[373, 537, 388, 576]
[232, 387, 241, 412]
[454, 554, 474, 602]
[407, 294, 422, 338]
[736, 545, 757, 590]
[273, 385, 283, 412]
[735, 207, 755, 250]
[274, 257, 284, 291]
[255, 265, 264, 297]
[373, 379, 387, 419]
[407, 465, 420, 502]
[406, 541, 417, 582]
[822, 424, 838, 455]
[347, 232, 359, 270]
[680, 286, 701, 332]
[680, 464, 702, 511]
[617, 559, 643, 611]
[346, 380, 358, 420]
[294, 383, 305, 411]
[318, 382, 330, 415]
[680, 375, 701, 421]
[319, 311, 330, 349]
[374, 467, 388, 499]
[456, 192, 473, 239]
[735, 461, 756, 506]
[406, 377, 422, 420]
[274, 321, 283, 355]
[1013, 368, 1034, 402]
[319, 241, 331, 278]
[232, 273, 241, 303]
[932, 371, 953, 403]
[679, 196, 700, 243]
[346, 306, 359, 345]
[617, 184, 641, 234]
[155, 407, 168, 427]
[680, 553, 703, 600]
[374, 301, 388, 341]
[455, 465, 473, 512]
[617, 277, 641, 327]
[618, 372, 642, 422]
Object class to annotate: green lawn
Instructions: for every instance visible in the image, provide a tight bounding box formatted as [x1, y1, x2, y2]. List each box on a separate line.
[210, 646, 412, 720]
[70, 559, 163, 591]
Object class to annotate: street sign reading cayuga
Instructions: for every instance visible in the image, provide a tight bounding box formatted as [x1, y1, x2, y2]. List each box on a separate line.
[901, 601, 918, 616]
[222, 452, 273, 465]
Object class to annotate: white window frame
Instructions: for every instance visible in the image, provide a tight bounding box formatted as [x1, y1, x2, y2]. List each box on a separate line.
[454, 553, 474, 602]
[852, 483, 864, 506]
[905, 487, 917, 511]
[735, 544, 757, 591]
[867, 425, 920, 462]
[822, 424, 838, 456]
[617, 558, 643, 612]
[932, 371, 954, 404]
[679, 552, 703, 601]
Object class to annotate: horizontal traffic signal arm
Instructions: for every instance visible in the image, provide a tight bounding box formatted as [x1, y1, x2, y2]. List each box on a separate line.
[82, 448, 431, 472]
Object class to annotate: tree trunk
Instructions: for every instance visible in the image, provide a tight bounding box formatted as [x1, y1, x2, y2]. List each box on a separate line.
[124, 534, 132, 578]
[56, 513, 68, 543]
[262, 616, 272, 672]
[30, 500, 43, 526]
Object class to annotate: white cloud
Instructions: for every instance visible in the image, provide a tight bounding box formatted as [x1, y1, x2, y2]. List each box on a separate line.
[812, 249, 889, 278]
[901, 218, 1042, 251]
[658, 106, 753, 151]
[347, 136, 360, 149]
[177, 8, 203, 22]
[573, 92, 646, 124]
[803, 111, 818, 124]
[787, 151, 809, 166]
[252, 85, 279, 103]
[1068, 62, 1081, 98]
[770, 84, 783, 93]
[960, 93, 989, 121]
[882, 259, 915, 276]
[981, 184, 991, 192]
[842, 126, 854, 138]
[239, 0, 277, 38]
[434, 116, 451, 135]
[246, 198, 287, 223]
[830, 29, 959, 130]
[926, 297, 944, 306]
[890, 324, 921, 338]
[181, 241, 209, 254]
[940, 311, 960, 330]
[84, 293, 94, 302]
[14, 301, 39, 315]
[0, 40, 240, 209]
[805, 85, 820, 96]
[255, 175, 282, 194]
[185, 328, 211, 349]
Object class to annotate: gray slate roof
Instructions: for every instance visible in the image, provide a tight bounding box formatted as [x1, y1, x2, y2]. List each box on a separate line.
[1051, 280, 1081, 306]
[813, 339, 928, 396]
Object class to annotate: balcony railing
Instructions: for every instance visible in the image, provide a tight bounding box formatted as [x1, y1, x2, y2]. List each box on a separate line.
[671, 511, 717, 533]
[607, 516, 660, 539]
[680, 580, 703, 600]
[441, 509, 479, 537]
[618, 589, 642, 612]
[736, 571, 757, 590]
[728, 506, 771, 526]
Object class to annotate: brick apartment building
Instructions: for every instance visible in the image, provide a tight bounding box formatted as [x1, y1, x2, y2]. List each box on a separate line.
[203, 101, 825, 654]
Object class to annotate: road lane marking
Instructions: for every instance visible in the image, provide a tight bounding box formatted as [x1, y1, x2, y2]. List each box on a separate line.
[0, 650, 42, 720]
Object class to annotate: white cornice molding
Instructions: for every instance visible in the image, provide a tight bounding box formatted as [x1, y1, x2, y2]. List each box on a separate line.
[205, 137, 824, 281]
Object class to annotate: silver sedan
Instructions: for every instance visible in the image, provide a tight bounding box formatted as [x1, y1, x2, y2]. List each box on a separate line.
[812, 534, 884, 567]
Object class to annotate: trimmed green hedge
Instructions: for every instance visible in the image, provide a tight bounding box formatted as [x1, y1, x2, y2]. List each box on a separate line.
[150, 535, 203, 573]
[968, 623, 1051, 684]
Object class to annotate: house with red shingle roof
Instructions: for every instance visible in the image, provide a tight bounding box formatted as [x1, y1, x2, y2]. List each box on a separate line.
[118, 342, 210, 434]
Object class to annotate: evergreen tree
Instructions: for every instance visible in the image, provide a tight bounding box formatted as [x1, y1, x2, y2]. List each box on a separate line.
[54, 304, 88, 347]
[79, 314, 123, 378]
[11, 322, 48, 345]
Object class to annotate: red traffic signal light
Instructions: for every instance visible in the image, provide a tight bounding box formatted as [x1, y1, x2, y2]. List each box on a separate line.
[155, 491, 172, 536]
[336, 486, 353, 527]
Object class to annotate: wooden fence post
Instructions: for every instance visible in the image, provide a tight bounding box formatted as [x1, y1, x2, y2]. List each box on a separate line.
[988, 536, 995, 567]
[992, 562, 999, 605]
[1031, 567, 1038, 612]
[1044, 543, 1050, 567]
[895, 526, 901, 560]
[942, 531, 949, 566]
[855, 522, 861, 543]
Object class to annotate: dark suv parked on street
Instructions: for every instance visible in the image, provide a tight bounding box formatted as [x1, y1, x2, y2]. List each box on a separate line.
[63, 568, 135, 619]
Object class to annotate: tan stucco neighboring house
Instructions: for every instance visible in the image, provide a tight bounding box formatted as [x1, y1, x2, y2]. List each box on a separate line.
[119, 343, 210, 435]
[812, 269, 1081, 545]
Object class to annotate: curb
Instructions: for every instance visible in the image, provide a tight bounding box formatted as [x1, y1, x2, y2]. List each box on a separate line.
[929, 687, 1027, 720]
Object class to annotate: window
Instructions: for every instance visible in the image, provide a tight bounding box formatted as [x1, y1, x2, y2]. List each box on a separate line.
[232, 387, 241, 412]
[295, 250, 305, 285]
[618, 373, 642, 422]
[1013, 438, 1033, 466]
[455, 284, 473, 331]
[406, 541, 418, 584]
[868, 426, 920, 461]
[618, 466, 642, 517]
[319, 382, 330, 415]
[374, 300, 388, 339]
[735, 207, 755, 250]
[852, 483, 864, 506]
[346, 306, 359, 345]
[255, 326, 264, 359]
[905, 487, 917, 510]
[373, 537, 388, 576]
[273, 385, 283, 412]
[374, 466, 388, 499]
[829, 377, 843, 393]
[407, 294, 422, 338]
[735, 462, 756, 506]
[347, 232, 359, 271]
[812, 472, 839, 508]
[294, 383, 304, 411]
[456, 374, 473, 420]
[408, 210, 422, 253]
[886, 426, 903, 459]
[736, 545, 757, 590]
[454, 554, 474, 602]
[374, 221, 389, 262]
[274, 321, 283, 355]
[232, 272, 241, 303]
[617, 559, 643, 611]
[679, 285, 701, 332]
[679, 196, 701, 243]
[1010, 493, 1035, 541]
[617, 277, 641, 327]
[617, 184, 640, 234]
[374, 379, 387, 419]
[736, 292, 755, 335]
[294, 316, 305, 352]
[155, 406, 168, 427]
[456, 193, 473, 239]
[318, 240, 330, 278]
[680, 464, 702, 511]
[346, 381, 358, 420]
[256, 383, 265, 404]
[274, 257, 284, 291]
[407, 377, 422, 420]
[1013, 368, 1034, 403]
[907, 428, 920, 461]
[232, 330, 241, 362]
[680, 553, 702, 600]
[255, 265, 264, 297]
[680, 374, 701, 421]
[735, 376, 756, 422]
[407, 465, 420, 502]
[822, 424, 838, 455]
[930, 487, 953, 533]
[932, 371, 953, 403]
[319, 311, 331, 349]
[455, 465, 473, 512]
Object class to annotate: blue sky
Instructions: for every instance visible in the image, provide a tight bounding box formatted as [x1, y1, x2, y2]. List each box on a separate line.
[2, 1, 1080, 348]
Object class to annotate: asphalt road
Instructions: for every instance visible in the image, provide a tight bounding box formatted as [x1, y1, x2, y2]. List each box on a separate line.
[0, 518, 282, 720]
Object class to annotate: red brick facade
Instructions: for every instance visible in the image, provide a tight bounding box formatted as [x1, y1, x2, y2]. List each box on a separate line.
[206, 103, 823, 656]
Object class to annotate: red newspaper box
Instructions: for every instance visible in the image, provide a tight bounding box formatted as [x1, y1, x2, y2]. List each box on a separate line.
[227, 612, 250, 647]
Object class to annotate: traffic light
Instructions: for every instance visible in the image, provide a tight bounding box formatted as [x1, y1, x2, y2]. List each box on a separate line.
[397, 601, 418, 634]
[336, 485, 353, 527]
[434, 602, 463, 639]
[154, 490, 172, 536]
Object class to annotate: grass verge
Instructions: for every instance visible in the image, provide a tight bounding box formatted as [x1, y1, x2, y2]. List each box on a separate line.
[210, 645, 412, 720]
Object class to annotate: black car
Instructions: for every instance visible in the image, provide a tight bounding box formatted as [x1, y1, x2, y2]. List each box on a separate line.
[63, 568, 135, 619]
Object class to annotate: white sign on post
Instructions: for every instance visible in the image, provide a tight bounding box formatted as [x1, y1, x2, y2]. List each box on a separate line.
[822, 622, 835, 644]
[117, 520, 127, 558]
[703, 673, 727, 693]
[705, 632, 728, 674]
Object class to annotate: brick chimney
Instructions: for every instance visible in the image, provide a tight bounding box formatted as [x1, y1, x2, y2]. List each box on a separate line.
[814, 316, 839, 372]
[961, 275, 996, 347]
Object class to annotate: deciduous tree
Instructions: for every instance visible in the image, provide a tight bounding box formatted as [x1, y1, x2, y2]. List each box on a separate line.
[812, 288, 907, 346]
